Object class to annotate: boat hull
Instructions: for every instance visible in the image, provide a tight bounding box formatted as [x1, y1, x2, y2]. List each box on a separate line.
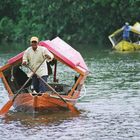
[113, 40, 140, 51]
[13, 92, 77, 113]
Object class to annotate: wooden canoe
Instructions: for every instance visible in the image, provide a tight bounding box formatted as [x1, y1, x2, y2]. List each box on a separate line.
[0, 37, 89, 113]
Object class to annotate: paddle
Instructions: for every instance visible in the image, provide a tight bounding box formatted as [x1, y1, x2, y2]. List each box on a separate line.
[0, 58, 46, 116]
[26, 65, 79, 114]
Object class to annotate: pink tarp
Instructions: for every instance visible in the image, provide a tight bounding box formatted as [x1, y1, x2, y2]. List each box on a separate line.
[8, 37, 88, 73]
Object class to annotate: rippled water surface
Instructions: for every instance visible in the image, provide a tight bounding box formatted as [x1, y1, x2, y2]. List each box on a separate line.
[1, 46, 140, 140]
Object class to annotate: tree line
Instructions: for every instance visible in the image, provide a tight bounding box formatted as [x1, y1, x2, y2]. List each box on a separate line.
[0, 0, 140, 46]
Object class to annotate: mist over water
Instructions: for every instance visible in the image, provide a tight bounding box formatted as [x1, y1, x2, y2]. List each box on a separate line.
[0, 45, 140, 140]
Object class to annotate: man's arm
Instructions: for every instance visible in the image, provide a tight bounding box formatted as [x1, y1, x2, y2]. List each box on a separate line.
[22, 50, 28, 65]
[44, 48, 54, 62]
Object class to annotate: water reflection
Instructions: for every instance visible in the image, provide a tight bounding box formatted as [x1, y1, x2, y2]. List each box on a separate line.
[1, 110, 80, 127]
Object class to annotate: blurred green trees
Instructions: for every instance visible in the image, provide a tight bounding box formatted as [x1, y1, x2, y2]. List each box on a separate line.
[0, 0, 140, 45]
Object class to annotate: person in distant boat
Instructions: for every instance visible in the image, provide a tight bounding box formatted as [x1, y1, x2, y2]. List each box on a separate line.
[22, 36, 54, 93]
[122, 22, 131, 41]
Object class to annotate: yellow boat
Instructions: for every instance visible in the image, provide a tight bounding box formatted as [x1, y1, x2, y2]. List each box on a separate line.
[108, 22, 140, 51]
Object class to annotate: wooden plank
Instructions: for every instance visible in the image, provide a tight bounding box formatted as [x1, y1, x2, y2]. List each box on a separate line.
[0, 63, 11, 71]
[1, 72, 14, 96]
[0, 59, 21, 72]
[68, 75, 84, 97]
[0, 72, 2, 78]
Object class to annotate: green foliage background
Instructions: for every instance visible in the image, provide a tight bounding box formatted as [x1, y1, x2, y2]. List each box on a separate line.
[0, 0, 140, 46]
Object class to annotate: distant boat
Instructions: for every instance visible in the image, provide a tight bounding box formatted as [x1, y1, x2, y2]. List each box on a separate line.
[0, 37, 89, 114]
[108, 22, 140, 51]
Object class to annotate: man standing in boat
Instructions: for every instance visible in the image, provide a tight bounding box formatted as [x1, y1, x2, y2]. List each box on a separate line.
[22, 36, 54, 93]
[122, 22, 131, 41]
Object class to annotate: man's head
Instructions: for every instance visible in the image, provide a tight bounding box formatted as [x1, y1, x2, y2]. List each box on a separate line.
[125, 22, 129, 26]
[30, 36, 39, 50]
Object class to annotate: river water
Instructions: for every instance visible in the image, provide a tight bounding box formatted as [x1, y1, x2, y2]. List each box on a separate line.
[0, 46, 140, 140]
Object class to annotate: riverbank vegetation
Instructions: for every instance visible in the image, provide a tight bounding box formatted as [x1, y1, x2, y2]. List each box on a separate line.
[0, 0, 140, 47]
